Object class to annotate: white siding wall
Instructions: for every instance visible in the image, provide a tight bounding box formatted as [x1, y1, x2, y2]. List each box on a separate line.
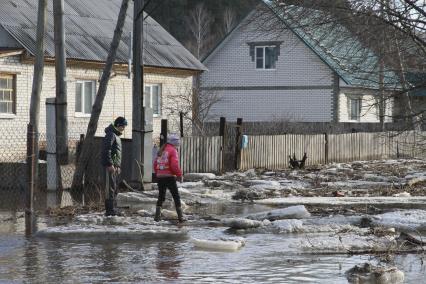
[210, 89, 333, 122]
[338, 88, 393, 123]
[201, 9, 335, 122]
[0, 55, 193, 157]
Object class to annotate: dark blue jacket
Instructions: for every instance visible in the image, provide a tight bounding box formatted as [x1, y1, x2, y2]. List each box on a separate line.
[101, 124, 122, 167]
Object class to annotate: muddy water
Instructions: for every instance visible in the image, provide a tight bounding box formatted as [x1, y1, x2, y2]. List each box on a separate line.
[0, 209, 425, 283]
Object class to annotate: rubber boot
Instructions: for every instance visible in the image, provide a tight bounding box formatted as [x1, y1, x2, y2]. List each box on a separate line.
[154, 206, 162, 222]
[176, 207, 186, 223]
[105, 199, 116, 216]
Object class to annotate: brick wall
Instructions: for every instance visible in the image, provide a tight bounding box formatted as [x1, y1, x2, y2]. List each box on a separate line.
[0, 55, 194, 159]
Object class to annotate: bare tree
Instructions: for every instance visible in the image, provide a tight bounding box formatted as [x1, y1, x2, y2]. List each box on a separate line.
[259, 0, 426, 130]
[71, 0, 130, 191]
[162, 82, 222, 136]
[222, 7, 236, 35]
[187, 3, 213, 59]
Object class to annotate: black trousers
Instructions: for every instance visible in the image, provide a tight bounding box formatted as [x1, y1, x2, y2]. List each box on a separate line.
[157, 177, 181, 208]
[105, 169, 118, 200]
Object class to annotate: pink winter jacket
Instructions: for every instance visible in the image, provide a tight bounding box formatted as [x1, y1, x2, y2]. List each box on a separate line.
[154, 144, 182, 178]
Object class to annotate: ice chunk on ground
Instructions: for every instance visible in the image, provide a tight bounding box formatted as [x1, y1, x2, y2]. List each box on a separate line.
[271, 220, 303, 233]
[255, 196, 426, 206]
[243, 169, 257, 178]
[160, 209, 178, 219]
[117, 192, 157, 204]
[36, 224, 188, 240]
[392, 191, 411, 197]
[223, 218, 263, 229]
[191, 237, 245, 251]
[321, 180, 391, 189]
[279, 180, 311, 190]
[370, 210, 426, 232]
[184, 173, 216, 181]
[363, 173, 394, 182]
[303, 215, 362, 226]
[246, 205, 311, 221]
[296, 232, 397, 254]
[179, 181, 204, 189]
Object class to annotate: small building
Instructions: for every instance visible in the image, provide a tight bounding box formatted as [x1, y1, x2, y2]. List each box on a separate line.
[200, 1, 399, 125]
[0, 0, 205, 160]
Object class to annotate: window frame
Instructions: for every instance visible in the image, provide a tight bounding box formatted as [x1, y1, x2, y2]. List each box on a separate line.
[0, 73, 16, 116]
[74, 80, 96, 117]
[348, 96, 362, 121]
[144, 83, 162, 116]
[255, 45, 276, 70]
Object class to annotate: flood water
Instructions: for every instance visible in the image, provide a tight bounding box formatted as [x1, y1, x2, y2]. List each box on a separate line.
[1, 207, 425, 284]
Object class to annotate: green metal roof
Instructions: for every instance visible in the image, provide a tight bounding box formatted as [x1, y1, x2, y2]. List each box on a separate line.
[407, 72, 426, 96]
[263, 0, 400, 89]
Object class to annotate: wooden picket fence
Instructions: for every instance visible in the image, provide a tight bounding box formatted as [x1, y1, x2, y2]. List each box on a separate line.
[239, 131, 426, 170]
[179, 136, 223, 173]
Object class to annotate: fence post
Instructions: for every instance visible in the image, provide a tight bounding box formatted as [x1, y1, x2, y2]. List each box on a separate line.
[179, 112, 184, 138]
[26, 123, 36, 235]
[46, 98, 58, 191]
[160, 119, 167, 146]
[324, 132, 329, 164]
[219, 117, 226, 173]
[234, 118, 243, 170]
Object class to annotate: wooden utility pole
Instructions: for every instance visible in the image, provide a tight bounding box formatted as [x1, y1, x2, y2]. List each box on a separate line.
[234, 118, 243, 170]
[219, 117, 226, 173]
[160, 119, 168, 146]
[27, 0, 47, 235]
[179, 111, 184, 137]
[53, 0, 68, 166]
[130, 0, 144, 189]
[71, 0, 130, 190]
[29, 0, 47, 161]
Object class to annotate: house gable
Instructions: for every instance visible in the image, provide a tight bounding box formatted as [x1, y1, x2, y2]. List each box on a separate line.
[200, 7, 336, 122]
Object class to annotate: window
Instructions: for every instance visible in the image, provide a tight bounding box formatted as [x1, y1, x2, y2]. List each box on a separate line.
[75, 80, 96, 115]
[144, 84, 161, 115]
[255, 46, 276, 69]
[349, 97, 362, 121]
[0, 74, 15, 114]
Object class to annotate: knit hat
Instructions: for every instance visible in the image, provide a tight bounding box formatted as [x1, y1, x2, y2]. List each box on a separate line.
[167, 133, 181, 146]
[114, 116, 128, 127]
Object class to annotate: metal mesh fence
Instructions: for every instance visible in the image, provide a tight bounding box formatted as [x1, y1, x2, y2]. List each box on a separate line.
[0, 128, 108, 212]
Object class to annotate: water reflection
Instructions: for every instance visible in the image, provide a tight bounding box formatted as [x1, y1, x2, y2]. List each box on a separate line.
[156, 242, 182, 280]
[99, 242, 122, 282]
[23, 239, 40, 282]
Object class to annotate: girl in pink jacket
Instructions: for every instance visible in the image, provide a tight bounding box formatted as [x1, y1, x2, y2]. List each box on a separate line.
[153, 134, 185, 222]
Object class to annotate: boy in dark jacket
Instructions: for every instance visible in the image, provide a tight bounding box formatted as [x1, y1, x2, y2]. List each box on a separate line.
[101, 116, 127, 216]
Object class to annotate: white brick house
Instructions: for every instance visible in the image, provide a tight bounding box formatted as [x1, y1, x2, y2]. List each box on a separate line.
[0, 0, 205, 159]
[200, 1, 399, 124]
